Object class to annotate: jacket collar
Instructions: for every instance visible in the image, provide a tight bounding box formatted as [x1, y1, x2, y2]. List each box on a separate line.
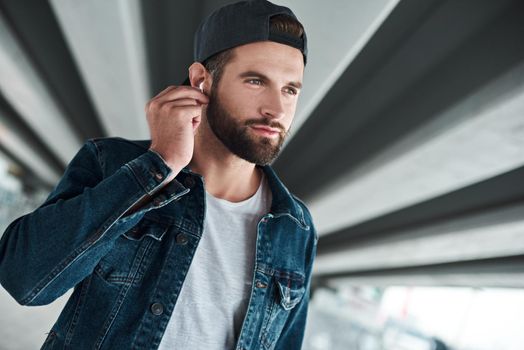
[181, 164, 307, 228]
[259, 165, 308, 229]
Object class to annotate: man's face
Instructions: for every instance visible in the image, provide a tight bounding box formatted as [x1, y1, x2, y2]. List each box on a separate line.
[205, 41, 304, 165]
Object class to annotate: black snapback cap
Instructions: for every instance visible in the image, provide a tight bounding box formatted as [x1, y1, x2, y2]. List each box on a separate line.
[183, 0, 307, 86]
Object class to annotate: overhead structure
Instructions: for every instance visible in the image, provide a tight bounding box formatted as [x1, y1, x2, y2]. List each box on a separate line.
[0, 0, 523, 289]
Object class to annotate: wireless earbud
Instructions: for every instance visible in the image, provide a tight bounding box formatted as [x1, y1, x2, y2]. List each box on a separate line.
[198, 82, 204, 93]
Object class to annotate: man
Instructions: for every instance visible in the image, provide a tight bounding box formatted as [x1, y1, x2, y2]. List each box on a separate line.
[0, 1, 317, 349]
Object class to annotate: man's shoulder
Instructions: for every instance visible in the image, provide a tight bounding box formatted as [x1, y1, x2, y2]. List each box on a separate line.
[83, 137, 153, 175]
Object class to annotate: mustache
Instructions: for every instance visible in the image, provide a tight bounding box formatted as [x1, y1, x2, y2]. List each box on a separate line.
[244, 118, 286, 133]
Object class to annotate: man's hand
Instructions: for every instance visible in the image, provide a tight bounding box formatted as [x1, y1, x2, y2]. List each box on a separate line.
[146, 85, 209, 173]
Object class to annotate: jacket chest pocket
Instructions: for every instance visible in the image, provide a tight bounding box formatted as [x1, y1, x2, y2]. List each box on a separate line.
[260, 270, 306, 349]
[95, 217, 169, 287]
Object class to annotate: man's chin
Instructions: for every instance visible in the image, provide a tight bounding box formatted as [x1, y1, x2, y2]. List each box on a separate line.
[231, 143, 280, 165]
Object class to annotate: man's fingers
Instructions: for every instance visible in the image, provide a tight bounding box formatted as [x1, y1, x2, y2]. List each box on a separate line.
[155, 85, 209, 105]
[164, 86, 209, 104]
[153, 85, 177, 99]
[158, 98, 203, 109]
[146, 86, 209, 114]
[146, 86, 177, 112]
[192, 115, 202, 134]
[156, 104, 203, 119]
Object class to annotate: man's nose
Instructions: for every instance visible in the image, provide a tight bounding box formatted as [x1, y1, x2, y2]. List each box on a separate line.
[260, 89, 286, 120]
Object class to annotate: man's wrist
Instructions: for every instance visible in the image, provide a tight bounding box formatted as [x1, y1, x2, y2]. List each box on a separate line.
[148, 148, 184, 176]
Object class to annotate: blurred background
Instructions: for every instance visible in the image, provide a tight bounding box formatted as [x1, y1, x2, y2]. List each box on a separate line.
[1, 0, 523, 349]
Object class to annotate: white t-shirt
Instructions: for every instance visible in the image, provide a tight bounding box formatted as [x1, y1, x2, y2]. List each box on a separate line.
[158, 172, 272, 349]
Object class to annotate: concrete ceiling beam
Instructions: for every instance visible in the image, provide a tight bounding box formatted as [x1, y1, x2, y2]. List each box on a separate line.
[0, 11, 82, 167]
[50, 0, 150, 138]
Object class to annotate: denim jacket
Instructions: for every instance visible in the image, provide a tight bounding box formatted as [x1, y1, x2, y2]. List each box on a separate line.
[0, 137, 317, 350]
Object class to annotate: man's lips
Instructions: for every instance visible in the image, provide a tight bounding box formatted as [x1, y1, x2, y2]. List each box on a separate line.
[250, 125, 281, 137]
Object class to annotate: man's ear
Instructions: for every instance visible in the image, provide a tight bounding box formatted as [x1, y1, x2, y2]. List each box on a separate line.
[188, 62, 211, 94]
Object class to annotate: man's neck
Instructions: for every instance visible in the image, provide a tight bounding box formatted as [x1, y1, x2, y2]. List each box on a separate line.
[188, 129, 263, 203]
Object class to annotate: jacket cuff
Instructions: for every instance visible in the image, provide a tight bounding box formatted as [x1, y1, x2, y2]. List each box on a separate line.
[125, 149, 188, 200]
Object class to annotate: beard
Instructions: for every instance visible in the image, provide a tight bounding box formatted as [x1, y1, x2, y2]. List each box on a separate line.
[205, 86, 289, 165]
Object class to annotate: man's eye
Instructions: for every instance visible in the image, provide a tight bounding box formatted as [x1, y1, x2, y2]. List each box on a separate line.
[247, 79, 263, 85]
[284, 87, 298, 96]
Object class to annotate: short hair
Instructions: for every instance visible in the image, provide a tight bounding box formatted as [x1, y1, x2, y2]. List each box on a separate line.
[203, 14, 305, 86]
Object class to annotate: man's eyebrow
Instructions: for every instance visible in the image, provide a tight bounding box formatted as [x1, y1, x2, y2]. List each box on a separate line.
[238, 70, 302, 89]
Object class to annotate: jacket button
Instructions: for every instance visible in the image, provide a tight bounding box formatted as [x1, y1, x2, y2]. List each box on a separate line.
[184, 177, 195, 188]
[256, 281, 267, 289]
[176, 233, 188, 245]
[150, 303, 164, 315]
[154, 172, 163, 181]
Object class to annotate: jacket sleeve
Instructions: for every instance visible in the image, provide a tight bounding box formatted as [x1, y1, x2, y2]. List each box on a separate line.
[274, 221, 318, 349]
[0, 140, 188, 306]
